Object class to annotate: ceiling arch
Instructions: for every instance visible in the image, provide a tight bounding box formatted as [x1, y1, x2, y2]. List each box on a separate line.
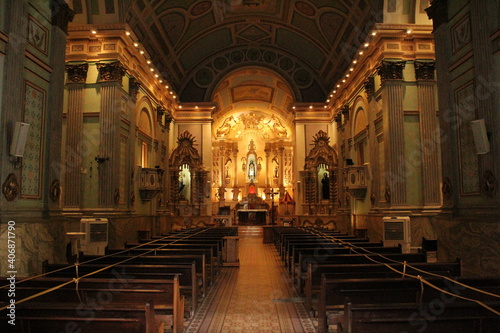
[126, 0, 383, 103]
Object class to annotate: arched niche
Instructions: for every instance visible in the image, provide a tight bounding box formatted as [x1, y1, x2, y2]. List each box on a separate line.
[168, 131, 209, 216]
[300, 130, 339, 215]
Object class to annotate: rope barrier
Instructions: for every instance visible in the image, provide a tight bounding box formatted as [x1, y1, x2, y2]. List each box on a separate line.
[295, 226, 500, 316]
[0, 226, 220, 310]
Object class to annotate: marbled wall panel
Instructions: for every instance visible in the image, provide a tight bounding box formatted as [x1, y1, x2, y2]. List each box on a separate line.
[432, 218, 500, 277]
[0, 220, 78, 277]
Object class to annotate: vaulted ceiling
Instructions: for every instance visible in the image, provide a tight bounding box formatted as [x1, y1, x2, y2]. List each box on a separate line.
[125, 0, 383, 103]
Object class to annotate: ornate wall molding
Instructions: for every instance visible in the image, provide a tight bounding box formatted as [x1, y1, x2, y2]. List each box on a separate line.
[97, 61, 126, 83]
[377, 61, 406, 82]
[414, 61, 436, 80]
[3, 173, 19, 201]
[66, 63, 88, 83]
[49, 179, 61, 202]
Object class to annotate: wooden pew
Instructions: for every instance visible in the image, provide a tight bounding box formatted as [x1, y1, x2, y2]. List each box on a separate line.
[318, 276, 500, 333]
[43, 261, 198, 315]
[0, 276, 184, 333]
[82, 253, 208, 296]
[109, 246, 218, 286]
[341, 299, 500, 333]
[5, 302, 161, 333]
[304, 260, 462, 313]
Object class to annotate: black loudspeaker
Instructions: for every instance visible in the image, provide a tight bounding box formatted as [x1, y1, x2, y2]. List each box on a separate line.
[10, 122, 30, 157]
[346, 158, 354, 166]
[470, 119, 490, 154]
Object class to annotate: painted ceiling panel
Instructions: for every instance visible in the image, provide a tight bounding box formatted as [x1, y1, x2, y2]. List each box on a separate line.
[126, 0, 380, 102]
[275, 29, 325, 70]
[180, 29, 233, 70]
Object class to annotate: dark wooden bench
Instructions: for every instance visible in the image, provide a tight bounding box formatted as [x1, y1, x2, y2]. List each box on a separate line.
[304, 260, 462, 313]
[318, 276, 500, 333]
[82, 253, 208, 296]
[43, 261, 198, 315]
[340, 299, 500, 333]
[0, 276, 184, 333]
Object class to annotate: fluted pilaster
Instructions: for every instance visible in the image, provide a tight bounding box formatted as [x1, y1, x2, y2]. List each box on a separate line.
[416, 62, 441, 206]
[64, 83, 85, 207]
[379, 61, 407, 206]
[98, 82, 121, 207]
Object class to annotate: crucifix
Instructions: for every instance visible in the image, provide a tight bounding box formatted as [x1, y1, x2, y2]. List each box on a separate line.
[267, 188, 279, 225]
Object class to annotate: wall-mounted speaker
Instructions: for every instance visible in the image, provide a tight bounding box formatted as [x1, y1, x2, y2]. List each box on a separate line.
[470, 119, 490, 154]
[363, 162, 372, 181]
[10, 122, 30, 157]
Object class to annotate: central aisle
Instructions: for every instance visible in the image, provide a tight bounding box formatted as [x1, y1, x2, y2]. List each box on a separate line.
[185, 227, 316, 333]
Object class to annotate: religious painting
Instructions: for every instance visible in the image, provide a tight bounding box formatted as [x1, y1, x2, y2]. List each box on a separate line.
[28, 15, 48, 55]
[452, 15, 471, 54]
[455, 82, 480, 195]
[232, 85, 273, 103]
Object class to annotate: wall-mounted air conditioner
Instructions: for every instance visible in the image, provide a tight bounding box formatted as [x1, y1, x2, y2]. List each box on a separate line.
[383, 216, 411, 253]
[80, 218, 108, 255]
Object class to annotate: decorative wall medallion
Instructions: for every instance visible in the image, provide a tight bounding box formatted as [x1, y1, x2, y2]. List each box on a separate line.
[230, 50, 245, 63]
[263, 51, 277, 64]
[114, 188, 120, 205]
[295, 1, 315, 16]
[377, 61, 406, 82]
[451, 15, 471, 54]
[279, 57, 293, 71]
[294, 69, 312, 87]
[195, 68, 214, 87]
[246, 48, 261, 61]
[66, 63, 88, 83]
[384, 186, 391, 203]
[28, 15, 48, 54]
[3, 174, 19, 201]
[130, 191, 135, 206]
[414, 61, 435, 80]
[442, 177, 452, 201]
[483, 170, 497, 198]
[49, 179, 61, 202]
[191, 1, 211, 16]
[213, 57, 229, 70]
[97, 61, 126, 83]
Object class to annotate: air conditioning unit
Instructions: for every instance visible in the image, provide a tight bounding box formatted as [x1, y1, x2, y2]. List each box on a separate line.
[383, 216, 411, 253]
[80, 218, 108, 255]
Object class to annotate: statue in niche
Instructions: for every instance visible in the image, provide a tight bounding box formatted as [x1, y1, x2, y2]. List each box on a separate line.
[248, 160, 256, 181]
[321, 173, 330, 200]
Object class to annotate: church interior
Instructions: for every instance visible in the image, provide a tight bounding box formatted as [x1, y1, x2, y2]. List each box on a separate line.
[0, 0, 499, 331]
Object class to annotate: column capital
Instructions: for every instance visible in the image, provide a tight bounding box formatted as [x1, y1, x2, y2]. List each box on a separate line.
[129, 77, 141, 99]
[51, 0, 75, 34]
[414, 61, 436, 81]
[97, 61, 126, 84]
[364, 77, 375, 96]
[66, 63, 88, 83]
[426, 0, 448, 32]
[377, 61, 406, 82]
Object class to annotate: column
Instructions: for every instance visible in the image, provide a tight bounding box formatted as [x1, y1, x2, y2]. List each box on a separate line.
[470, 0, 496, 187]
[1, 0, 27, 201]
[64, 64, 88, 208]
[96, 62, 125, 208]
[379, 61, 407, 206]
[415, 61, 441, 207]
[47, 2, 75, 211]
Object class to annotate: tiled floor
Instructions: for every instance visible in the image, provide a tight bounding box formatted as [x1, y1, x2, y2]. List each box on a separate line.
[185, 227, 317, 332]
